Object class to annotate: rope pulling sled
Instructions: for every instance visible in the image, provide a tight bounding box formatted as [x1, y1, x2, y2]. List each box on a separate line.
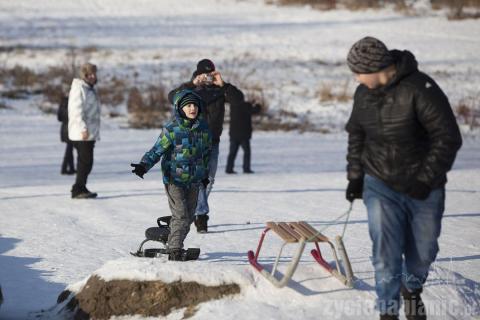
[247, 203, 355, 288]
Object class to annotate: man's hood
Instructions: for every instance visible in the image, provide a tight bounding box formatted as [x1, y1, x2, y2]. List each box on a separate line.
[389, 49, 419, 86]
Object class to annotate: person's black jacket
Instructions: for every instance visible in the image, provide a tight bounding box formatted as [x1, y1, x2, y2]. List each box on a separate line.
[57, 95, 69, 142]
[229, 101, 261, 141]
[346, 50, 462, 193]
[168, 78, 244, 144]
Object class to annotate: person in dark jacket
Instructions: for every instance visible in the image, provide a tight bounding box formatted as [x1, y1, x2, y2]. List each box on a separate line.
[345, 37, 462, 320]
[168, 59, 245, 233]
[226, 101, 261, 174]
[57, 94, 75, 175]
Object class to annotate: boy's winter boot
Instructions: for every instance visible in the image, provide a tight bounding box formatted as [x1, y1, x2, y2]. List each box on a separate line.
[401, 285, 426, 320]
[194, 215, 209, 233]
[168, 249, 184, 261]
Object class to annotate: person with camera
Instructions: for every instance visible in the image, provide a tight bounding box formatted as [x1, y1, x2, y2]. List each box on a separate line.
[345, 37, 462, 320]
[168, 59, 245, 233]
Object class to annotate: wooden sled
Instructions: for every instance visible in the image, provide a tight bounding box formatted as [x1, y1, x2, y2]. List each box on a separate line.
[247, 221, 354, 288]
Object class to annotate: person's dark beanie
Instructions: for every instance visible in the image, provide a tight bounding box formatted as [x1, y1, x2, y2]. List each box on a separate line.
[179, 93, 201, 110]
[176, 92, 202, 119]
[347, 37, 395, 74]
[196, 59, 215, 75]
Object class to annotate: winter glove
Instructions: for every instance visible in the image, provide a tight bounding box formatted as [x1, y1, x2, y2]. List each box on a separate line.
[130, 163, 146, 179]
[406, 180, 431, 200]
[346, 179, 363, 202]
[202, 177, 210, 188]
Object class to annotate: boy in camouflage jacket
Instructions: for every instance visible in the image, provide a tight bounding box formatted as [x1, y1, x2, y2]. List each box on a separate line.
[131, 90, 212, 260]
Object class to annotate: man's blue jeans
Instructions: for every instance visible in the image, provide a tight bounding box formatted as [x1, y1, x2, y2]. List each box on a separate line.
[363, 174, 445, 315]
[195, 142, 219, 216]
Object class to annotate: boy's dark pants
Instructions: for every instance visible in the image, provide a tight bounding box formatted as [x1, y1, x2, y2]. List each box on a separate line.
[165, 183, 199, 250]
[72, 141, 95, 192]
[226, 138, 251, 172]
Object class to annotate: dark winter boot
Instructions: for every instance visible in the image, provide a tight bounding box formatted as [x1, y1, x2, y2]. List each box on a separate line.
[401, 285, 426, 320]
[71, 185, 97, 199]
[168, 249, 184, 261]
[379, 315, 399, 320]
[194, 215, 209, 233]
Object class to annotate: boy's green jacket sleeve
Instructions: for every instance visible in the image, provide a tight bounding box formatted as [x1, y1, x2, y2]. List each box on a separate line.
[140, 127, 172, 171]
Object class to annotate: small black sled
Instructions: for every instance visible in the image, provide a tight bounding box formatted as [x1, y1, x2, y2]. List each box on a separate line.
[130, 216, 200, 261]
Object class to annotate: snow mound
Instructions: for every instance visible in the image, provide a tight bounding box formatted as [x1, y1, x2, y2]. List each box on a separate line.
[93, 256, 256, 287]
[37, 257, 248, 319]
[64, 275, 239, 319]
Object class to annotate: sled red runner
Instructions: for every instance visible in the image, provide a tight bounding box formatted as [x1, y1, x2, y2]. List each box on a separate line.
[247, 221, 354, 288]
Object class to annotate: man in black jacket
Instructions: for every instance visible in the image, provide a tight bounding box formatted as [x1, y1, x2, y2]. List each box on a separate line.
[345, 37, 462, 320]
[168, 59, 245, 232]
[226, 101, 261, 174]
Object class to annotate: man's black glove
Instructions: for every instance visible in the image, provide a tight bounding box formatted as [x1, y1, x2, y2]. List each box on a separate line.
[346, 179, 363, 202]
[130, 163, 146, 179]
[406, 180, 431, 200]
[202, 177, 210, 188]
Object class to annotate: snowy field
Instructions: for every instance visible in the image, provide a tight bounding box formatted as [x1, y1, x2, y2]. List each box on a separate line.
[1, 0, 480, 319]
[1, 0, 480, 131]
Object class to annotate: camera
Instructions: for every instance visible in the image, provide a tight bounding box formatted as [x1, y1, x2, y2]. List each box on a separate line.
[204, 74, 214, 85]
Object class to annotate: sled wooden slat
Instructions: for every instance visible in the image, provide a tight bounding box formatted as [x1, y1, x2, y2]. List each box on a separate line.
[297, 221, 330, 242]
[266, 221, 297, 243]
[288, 222, 317, 242]
[278, 222, 303, 241]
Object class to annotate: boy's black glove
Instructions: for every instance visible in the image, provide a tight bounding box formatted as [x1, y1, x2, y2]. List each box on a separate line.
[406, 180, 431, 200]
[202, 177, 210, 188]
[130, 163, 146, 179]
[346, 179, 363, 202]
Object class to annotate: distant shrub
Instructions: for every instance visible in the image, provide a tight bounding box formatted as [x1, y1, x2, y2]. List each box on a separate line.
[272, 0, 480, 14]
[45, 65, 74, 84]
[42, 84, 64, 105]
[278, 0, 336, 9]
[444, 0, 480, 20]
[317, 80, 352, 103]
[455, 97, 479, 130]
[97, 76, 127, 107]
[82, 45, 99, 54]
[6, 65, 39, 89]
[127, 84, 170, 129]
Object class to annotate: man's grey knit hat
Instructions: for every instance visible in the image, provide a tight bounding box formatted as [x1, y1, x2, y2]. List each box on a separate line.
[347, 37, 395, 74]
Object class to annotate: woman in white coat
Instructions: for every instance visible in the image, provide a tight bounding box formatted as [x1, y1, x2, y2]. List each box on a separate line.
[68, 62, 100, 199]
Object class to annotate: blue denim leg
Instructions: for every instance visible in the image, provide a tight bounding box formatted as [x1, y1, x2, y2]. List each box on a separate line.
[363, 175, 408, 315]
[195, 142, 219, 216]
[403, 188, 445, 291]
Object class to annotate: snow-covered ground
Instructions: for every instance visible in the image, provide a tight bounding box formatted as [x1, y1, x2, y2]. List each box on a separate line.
[1, 1, 480, 319]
